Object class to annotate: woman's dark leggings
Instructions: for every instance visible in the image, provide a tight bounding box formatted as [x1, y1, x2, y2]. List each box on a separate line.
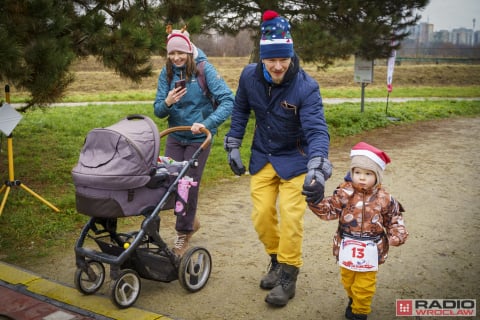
[164, 135, 211, 233]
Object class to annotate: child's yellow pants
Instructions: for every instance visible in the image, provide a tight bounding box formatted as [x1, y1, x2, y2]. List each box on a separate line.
[250, 163, 306, 267]
[340, 267, 378, 315]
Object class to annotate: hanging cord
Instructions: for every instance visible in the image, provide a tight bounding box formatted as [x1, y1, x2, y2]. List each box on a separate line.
[385, 91, 400, 121]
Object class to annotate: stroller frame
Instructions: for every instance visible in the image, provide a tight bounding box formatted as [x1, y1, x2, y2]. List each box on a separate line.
[73, 120, 212, 309]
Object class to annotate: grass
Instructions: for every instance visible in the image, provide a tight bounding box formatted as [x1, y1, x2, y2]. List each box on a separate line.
[5, 56, 480, 103]
[0, 58, 480, 263]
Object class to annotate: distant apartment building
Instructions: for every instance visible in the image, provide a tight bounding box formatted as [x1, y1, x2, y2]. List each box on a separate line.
[418, 22, 434, 43]
[432, 30, 450, 43]
[406, 22, 479, 46]
[451, 28, 475, 45]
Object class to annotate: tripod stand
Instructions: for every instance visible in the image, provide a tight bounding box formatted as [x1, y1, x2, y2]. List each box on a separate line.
[0, 85, 59, 216]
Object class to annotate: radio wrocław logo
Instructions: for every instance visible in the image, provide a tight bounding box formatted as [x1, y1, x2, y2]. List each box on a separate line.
[396, 299, 476, 317]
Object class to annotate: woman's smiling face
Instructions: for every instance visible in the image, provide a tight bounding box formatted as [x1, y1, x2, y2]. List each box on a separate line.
[168, 51, 188, 67]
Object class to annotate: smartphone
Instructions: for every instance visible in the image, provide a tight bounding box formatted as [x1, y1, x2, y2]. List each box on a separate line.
[174, 79, 186, 89]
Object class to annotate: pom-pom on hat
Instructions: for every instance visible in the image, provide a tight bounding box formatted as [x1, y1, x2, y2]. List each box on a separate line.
[350, 142, 391, 186]
[260, 10, 294, 59]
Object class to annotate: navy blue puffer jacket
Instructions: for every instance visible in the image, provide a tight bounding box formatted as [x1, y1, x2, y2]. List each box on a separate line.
[227, 55, 329, 179]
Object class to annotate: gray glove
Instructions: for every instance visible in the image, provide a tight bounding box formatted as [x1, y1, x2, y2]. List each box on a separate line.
[302, 157, 333, 204]
[224, 136, 246, 176]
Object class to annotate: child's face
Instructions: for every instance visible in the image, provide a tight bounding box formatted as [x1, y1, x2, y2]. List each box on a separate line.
[352, 167, 377, 189]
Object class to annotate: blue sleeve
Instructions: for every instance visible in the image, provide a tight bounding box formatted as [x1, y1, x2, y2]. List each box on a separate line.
[226, 66, 254, 140]
[153, 67, 170, 118]
[201, 62, 234, 131]
[298, 74, 330, 159]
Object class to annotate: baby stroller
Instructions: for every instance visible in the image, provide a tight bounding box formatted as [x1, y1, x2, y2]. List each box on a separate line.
[71, 114, 212, 308]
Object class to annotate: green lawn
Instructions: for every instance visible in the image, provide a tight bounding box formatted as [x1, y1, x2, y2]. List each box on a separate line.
[0, 89, 479, 263]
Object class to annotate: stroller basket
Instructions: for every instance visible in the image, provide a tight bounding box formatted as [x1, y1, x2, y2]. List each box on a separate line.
[93, 234, 177, 282]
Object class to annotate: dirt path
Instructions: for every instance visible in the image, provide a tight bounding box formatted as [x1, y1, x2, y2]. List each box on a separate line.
[22, 117, 480, 320]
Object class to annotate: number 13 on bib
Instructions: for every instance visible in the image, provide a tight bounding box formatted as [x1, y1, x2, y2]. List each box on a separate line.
[338, 236, 379, 272]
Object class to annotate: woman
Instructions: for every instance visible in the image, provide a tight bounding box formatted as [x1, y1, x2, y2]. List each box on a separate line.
[153, 27, 234, 256]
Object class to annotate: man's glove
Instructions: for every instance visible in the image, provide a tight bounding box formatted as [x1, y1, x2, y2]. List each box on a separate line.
[224, 136, 246, 176]
[302, 157, 333, 204]
[228, 148, 246, 176]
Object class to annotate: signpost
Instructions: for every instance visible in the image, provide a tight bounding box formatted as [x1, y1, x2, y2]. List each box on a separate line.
[354, 56, 374, 112]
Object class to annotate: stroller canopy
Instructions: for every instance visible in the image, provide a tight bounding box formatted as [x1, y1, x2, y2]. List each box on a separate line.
[72, 115, 160, 190]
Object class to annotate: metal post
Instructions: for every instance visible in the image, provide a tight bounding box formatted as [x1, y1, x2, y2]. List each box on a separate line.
[360, 82, 366, 112]
[0, 84, 60, 215]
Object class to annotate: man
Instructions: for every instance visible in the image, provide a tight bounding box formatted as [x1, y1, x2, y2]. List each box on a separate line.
[224, 10, 332, 307]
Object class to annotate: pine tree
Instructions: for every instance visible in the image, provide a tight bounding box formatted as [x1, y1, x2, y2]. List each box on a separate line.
[204, 0, 428, 66]
[0, 0, 428, 108]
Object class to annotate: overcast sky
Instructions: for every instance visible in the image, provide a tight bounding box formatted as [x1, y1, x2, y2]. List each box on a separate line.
[418, 0, 480, 31]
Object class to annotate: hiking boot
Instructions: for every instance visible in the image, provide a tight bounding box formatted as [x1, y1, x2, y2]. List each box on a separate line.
[260, 254, 281, 289]
[345, 297, 353, 318]
[172, 217, 200, 257]
[265, 263, 299, 307]
[344, 297, 368, 319]
[345, 311, 368, 320]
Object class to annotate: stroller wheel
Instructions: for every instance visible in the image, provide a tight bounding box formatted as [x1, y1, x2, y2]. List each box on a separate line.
[178, 246, 212, 292]
[74, 260, 105, 294]
[110, 269, 141, 308]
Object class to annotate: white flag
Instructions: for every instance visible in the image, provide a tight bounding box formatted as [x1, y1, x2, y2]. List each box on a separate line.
[387, 49, 396, 93]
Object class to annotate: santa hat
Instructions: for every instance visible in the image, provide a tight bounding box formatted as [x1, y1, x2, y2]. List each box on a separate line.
[350, 142, 391, 186]
[166, 29, 198, 58]
[260, 10, 294, 59]
[350, 142, 390, 170]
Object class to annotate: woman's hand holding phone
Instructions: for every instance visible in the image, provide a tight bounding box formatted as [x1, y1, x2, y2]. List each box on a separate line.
[166, 82, 187, 107]
[175, 79, 186, 89]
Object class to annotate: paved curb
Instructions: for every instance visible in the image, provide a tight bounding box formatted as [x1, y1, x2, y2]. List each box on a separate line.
[0, 261, 172, 320]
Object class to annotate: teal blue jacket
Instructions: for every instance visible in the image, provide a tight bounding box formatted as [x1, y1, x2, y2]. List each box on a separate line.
[153, 48, 234, 143]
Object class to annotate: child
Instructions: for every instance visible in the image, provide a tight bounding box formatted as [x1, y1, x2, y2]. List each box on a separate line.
[308, 142, 408, 320]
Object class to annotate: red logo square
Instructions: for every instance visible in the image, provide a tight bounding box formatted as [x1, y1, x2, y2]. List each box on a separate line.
[396, 299, 413, 316]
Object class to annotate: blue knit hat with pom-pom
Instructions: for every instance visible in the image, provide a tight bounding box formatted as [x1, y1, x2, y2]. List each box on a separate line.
[260, 10, 294, 59]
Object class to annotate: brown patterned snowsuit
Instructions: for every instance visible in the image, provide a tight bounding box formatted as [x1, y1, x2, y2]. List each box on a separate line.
[309, 181, 408, 315]
[309, 181, 407, 263]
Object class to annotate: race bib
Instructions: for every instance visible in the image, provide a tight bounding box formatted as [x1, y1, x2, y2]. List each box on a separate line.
[338, 236, 378, 272]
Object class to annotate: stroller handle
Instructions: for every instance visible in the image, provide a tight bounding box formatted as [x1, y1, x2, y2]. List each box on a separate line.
[160, 126, 212, 150]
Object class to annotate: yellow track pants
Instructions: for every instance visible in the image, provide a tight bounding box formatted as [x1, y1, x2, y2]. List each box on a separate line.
[340, 267, 378, 315]
[250, 163, 306, 267]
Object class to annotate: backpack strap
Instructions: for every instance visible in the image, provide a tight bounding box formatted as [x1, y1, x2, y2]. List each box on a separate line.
[196, 60, 218, 110]
[196, 60, 208, 96]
